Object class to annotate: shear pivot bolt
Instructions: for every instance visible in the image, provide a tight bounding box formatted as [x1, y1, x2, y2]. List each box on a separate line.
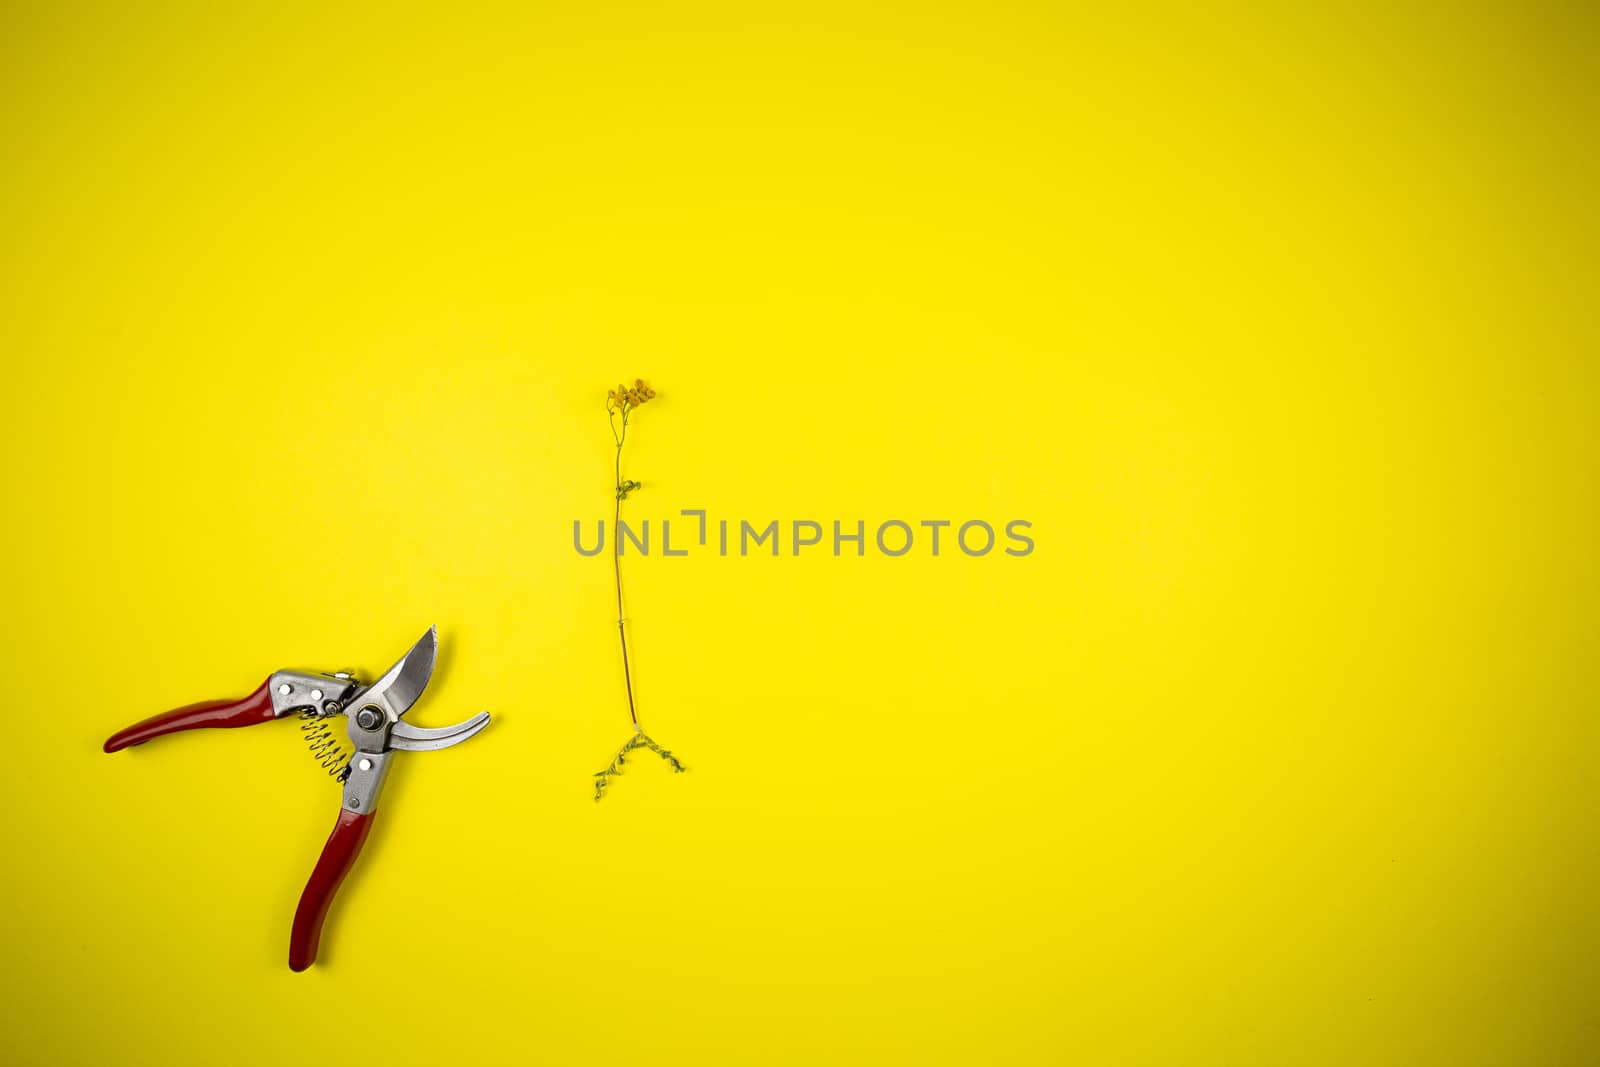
[355, 707, 384, 730]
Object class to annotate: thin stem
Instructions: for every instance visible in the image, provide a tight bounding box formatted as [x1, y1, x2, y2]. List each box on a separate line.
[612, 410, 640, 731]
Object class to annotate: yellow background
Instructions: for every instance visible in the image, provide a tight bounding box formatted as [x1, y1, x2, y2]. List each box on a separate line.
[3, 4, 1594, 1064]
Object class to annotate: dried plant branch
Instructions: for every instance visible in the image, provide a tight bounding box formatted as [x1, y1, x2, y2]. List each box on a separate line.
[595, 379, 687, 800]
[593, 730, 686, 801]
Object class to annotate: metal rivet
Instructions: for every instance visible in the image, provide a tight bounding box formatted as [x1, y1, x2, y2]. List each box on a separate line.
[309, 689, 323, 702]
[358, 758, 373, 771]
[278, 683, 291, 695]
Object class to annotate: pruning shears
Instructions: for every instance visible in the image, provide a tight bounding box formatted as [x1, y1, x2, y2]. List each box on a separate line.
[102, 627, 489, 970]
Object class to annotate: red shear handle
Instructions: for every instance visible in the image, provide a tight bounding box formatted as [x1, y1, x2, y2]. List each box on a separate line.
[103, 679, 277, 753]
[289, 807, 374, 972]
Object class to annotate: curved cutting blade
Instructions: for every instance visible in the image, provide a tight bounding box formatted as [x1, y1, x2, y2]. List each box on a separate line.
[359, 626, 438, 720]
[388, 711, 490, 752]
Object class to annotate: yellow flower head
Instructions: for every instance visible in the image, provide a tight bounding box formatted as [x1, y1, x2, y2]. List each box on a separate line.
[606, 378, 655, 411]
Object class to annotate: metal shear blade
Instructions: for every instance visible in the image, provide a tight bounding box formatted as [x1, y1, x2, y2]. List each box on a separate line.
[390, 711, 491, 751]
[351, 626, 438, 721]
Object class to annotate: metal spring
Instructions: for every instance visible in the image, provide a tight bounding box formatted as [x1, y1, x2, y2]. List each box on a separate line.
[299, 706, 352, 783]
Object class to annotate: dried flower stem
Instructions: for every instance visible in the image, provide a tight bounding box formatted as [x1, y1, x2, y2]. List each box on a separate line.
[595, 380, 685, 800]
[610, 407, 640, 732]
